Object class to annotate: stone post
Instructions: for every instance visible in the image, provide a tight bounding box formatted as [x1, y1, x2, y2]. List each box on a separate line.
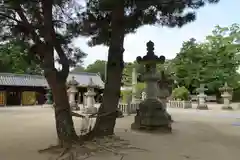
[132, 68, 137, 103]
[131, 40, 172, 132]
[141, 91, 146, 100]
[67, 76, 80, 111]
[219, 82, 233, 110]
[196, 84, 208, 110]
[84, 78, 98, 114]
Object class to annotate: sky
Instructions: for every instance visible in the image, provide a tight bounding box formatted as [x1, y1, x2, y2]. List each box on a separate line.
[73, 0, 240, 67]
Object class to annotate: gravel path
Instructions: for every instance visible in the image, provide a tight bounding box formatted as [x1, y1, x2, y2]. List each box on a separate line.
[0, 106, 240, 160]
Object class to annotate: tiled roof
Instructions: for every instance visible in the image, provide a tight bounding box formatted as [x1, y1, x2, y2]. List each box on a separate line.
[0, 73, 48, 87]
[0, 72, 104, 88]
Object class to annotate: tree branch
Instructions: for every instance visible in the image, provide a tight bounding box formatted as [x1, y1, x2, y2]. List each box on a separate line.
[0, 12, 20, 23]
[12, 3, 43, 45]
[42, 0, 69, 79]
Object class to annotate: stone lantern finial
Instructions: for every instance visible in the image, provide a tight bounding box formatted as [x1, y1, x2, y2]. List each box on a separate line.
[146, 40, 154, 54]
[88, 78, 94, 87]
[68, 76, 79, 86]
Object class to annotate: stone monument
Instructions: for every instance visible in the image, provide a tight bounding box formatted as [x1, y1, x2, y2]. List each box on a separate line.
[196, 84, 208, 110]
[132, 68, 137, 103]
[131, 41, 172, 132]
[45, 86, 53, 105]
[219, 82, 233, 110]
[67, 76, 80, 110]
[141, 91, 146, 100]
[84, 78, 98, 114]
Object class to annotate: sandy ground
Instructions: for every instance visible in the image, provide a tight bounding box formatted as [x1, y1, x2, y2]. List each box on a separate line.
[0, 104, 240, 160]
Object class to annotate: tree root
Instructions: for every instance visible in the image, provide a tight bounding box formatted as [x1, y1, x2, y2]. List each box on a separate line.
[38, 144, 62, 153]
[41, 135, 148, 160]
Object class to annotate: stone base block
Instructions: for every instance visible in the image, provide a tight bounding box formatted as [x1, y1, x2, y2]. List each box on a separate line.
[197, 104, 208, 110]
[131, 99, 172, 133]
[222, 105, 233, 110]
[131, 119, 172, 133]
[84, 107, 98, 114]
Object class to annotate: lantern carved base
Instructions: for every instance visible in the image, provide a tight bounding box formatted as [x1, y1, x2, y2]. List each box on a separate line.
[84, 107, 98, 114]
[131, 99, 172, 132]
[70, 103, 80, 111]
[197, 104, 208, 110]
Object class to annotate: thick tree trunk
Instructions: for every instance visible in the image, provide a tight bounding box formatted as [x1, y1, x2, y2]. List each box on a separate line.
[92, 4, 125, 137]
[46, 73, 78, 146]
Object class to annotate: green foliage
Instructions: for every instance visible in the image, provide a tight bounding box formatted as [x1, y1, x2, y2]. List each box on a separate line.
[0, 0, 86, 76]
[81, 0, 219, 46]
[135, 83, 145, 99]
[71, 66, 85, 72]
[122, 62, 134, 86]
[120, 90, 132, 103]
[72, 60, 106, 81]
[0, 40, 42, 74]
[232, 86, 240, 102]
[172, 87, 190, 101]
[173, 24, 240, 94]
[85, 60, 106, 81]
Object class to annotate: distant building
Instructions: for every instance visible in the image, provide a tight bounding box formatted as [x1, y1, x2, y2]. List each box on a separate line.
[0, 72, 104, 106]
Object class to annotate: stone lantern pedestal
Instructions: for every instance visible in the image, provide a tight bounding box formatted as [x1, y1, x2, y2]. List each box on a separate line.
[43, 86, 53, 108]
[131, 41, 172, 132]
[219, 83, 233, 110]
[67, 76, 80, 111]
[196, 84, 208, 110]
[83, 78, 98, 114]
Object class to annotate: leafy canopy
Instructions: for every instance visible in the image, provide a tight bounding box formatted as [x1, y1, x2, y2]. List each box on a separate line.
[0, 40, 42, 74]
[0, 0, 86, 78]
[173, 24, 240, 94]
[80, 0, 220, 46]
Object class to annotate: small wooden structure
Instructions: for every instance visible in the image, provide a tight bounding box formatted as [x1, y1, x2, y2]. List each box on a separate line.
[0, 72, 104, 106]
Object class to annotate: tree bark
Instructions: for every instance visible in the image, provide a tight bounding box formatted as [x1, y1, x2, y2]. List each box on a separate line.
[92, 4, 125, 137]
[46, 72, 79, 146]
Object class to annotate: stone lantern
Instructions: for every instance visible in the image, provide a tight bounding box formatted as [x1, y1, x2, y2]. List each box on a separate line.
[131, 40, 172, 132]
[45, 86, 53, 105]
[196, 84, 208, 110]
[219, 82, 233, 110]
[84, 78, 98, 114]
[67, 76, 80, 110]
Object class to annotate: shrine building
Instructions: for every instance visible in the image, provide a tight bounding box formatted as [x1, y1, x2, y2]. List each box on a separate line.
[0, 72, 104, 106]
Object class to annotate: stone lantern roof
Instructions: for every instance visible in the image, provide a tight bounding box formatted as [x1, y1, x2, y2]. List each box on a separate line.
[67, 76, 79, 86]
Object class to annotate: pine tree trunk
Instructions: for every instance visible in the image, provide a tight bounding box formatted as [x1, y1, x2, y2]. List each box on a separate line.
[46, 73, 78, 146]
[93, 4, 125, 137]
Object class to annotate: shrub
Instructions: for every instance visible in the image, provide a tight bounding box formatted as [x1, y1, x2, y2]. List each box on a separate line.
[172, 86, 190, 101]
[120, 90, 132, 103]
[232, 87, 240, 102]
[135, 83, 145, 99]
